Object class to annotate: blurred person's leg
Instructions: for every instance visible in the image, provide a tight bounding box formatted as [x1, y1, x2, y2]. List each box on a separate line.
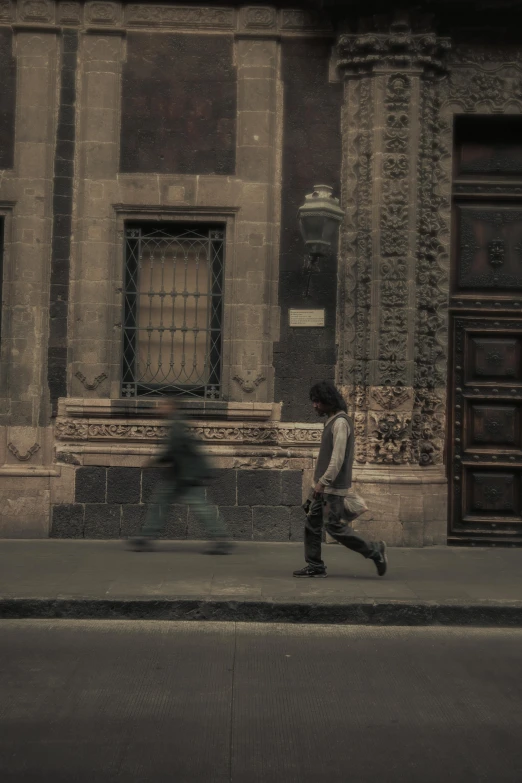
[184, 485, 234, 554]
[127, 476, 178, 550]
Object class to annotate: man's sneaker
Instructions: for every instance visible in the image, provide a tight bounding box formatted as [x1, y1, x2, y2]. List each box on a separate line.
[372, 541, 388, 576]
[293, 565, 327, 578]
[127, 537, 154, 552]
[206, 540, 235, 555]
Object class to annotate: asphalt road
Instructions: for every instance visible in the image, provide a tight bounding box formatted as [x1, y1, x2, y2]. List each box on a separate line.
[1, 621, 521, 783]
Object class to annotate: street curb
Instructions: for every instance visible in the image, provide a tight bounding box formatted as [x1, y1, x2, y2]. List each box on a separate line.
[2, 598, 522, 626]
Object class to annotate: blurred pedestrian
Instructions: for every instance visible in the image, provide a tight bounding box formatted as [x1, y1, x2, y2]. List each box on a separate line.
[127, 398, 234, 554]
[293, 381, 388, 578]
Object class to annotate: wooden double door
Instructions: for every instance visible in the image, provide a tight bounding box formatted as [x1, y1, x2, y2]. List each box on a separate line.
[449, 117, 522, 545]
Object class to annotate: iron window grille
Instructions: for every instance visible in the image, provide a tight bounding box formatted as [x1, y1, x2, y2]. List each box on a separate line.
[122, 224, 224, 399]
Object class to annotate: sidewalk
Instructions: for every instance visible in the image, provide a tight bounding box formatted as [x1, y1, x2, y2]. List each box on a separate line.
[1, 540, 522, 625]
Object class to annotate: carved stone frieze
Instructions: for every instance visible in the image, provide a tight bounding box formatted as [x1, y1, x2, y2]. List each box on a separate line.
[55, 419, 323, 446]
[8, 442, 41, 462]
[124, 5, 235, 29]
[19, 0, 54, 22]
[0, 0, 14, 21]
[85, 2, 119, 25]
[243, 7, 276, 29]
[58, 1, 81, 24]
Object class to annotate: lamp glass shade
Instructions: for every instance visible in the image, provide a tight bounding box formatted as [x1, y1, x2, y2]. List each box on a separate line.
[297, 185, 345, 257]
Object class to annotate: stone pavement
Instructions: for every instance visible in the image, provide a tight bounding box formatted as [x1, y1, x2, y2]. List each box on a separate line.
[1, 540, 522, 625]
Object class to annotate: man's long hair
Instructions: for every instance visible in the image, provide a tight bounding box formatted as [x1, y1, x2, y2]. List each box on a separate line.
[309, 381, 347, 413]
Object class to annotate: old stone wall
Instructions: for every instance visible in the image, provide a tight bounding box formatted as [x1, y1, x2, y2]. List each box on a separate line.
[4, 3, 519, 545]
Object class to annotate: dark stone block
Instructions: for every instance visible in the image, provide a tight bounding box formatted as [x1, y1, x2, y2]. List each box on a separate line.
[60, 69, 76, 92]
[281, 471, 303, 506]
[75, 467, 106, 503]
[84, 504, 121, 539]
[61, 51, 77, 71]
[54, 157, 74, 178]
[120, 33, 236, 175]
[53, 213, 72, 238]
[289, 506, 306, 542]
[237, 470, 282, 506]
[48, 317, 68, 347]
[59, 103, 76, 126]
[220, 506, 252, 540]
[121, 504, 147, 537]
[141, 467, 169, 502]
[50, 299, 68, 320]
[50, 504, 84, 538]
[121, 503, 187, 539]
[161, 505, 188, 539]
[206, 469, 236, 506]
[187, 505, 218, 540]
[107, 467, 141, 504]
[55, 139, 74, 161]
[0, 29, 15, 170]
[60, 86, 76, 106]
[57, 121, 76, 143]
[63, 30, 79, 53]
[52, 234, 71, 261]
[253, 506, 291, 541]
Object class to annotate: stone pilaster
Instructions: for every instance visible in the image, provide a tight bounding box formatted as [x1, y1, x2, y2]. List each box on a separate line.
[229, 37, 282, 403]
[69, 31, 126, 399]
[336, 15, 451, 544]
[0, 29, 60, 536]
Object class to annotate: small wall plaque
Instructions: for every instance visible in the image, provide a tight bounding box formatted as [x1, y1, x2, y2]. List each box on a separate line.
[289, 309, 325, 327]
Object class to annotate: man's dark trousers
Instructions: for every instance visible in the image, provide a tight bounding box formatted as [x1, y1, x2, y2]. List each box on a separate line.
[305, 493, 379, 569]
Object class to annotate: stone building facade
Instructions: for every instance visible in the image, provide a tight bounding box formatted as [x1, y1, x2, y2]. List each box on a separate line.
[1, 0, 521, 546]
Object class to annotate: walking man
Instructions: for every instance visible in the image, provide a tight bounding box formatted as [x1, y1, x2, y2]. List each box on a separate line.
[128, 398, 233, 555]
[293, 381, 388, 578]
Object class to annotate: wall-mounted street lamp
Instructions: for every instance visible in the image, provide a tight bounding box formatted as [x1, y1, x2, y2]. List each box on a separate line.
[298, 185, 345, 297]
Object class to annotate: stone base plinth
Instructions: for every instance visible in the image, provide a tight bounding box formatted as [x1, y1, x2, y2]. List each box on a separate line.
[349, 465, 448, 547]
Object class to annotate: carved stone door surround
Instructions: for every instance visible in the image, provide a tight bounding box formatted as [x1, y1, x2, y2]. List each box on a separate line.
[335, 14, 451, 472]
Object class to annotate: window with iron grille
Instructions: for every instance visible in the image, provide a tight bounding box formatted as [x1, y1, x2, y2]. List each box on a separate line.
[122, 224, 224, 398]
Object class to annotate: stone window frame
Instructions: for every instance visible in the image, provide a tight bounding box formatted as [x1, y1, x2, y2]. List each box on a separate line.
[0, 202, 16, 403]
[110, 205, 239, 404]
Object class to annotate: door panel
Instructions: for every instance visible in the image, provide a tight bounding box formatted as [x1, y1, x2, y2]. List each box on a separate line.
[455, 204, 522, 291]
[449, 317, 522, 542]
[449, 117, 522, 544]
[466, 403, 521, 450]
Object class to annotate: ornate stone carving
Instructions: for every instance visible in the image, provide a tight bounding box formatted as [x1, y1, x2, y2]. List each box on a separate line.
[75, 371, 108, 391]
[8, 442, 41, 462]
[337, 16, 450, 75]
[0, 0, 14, 21]
[367, 412, 412, 464]
[369, 387, 412, 411]
[244, 7, 276, 28]
[233, 374, 266, 394]
[414, 72, 450, 403]
[281, 9, 332, 31]
[57, 2, 81, 24]
[20, 0, 53, 22]
[55, 419, 322, 446]
[125, 5, 235, 29]
[85, 2, 118, 25]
